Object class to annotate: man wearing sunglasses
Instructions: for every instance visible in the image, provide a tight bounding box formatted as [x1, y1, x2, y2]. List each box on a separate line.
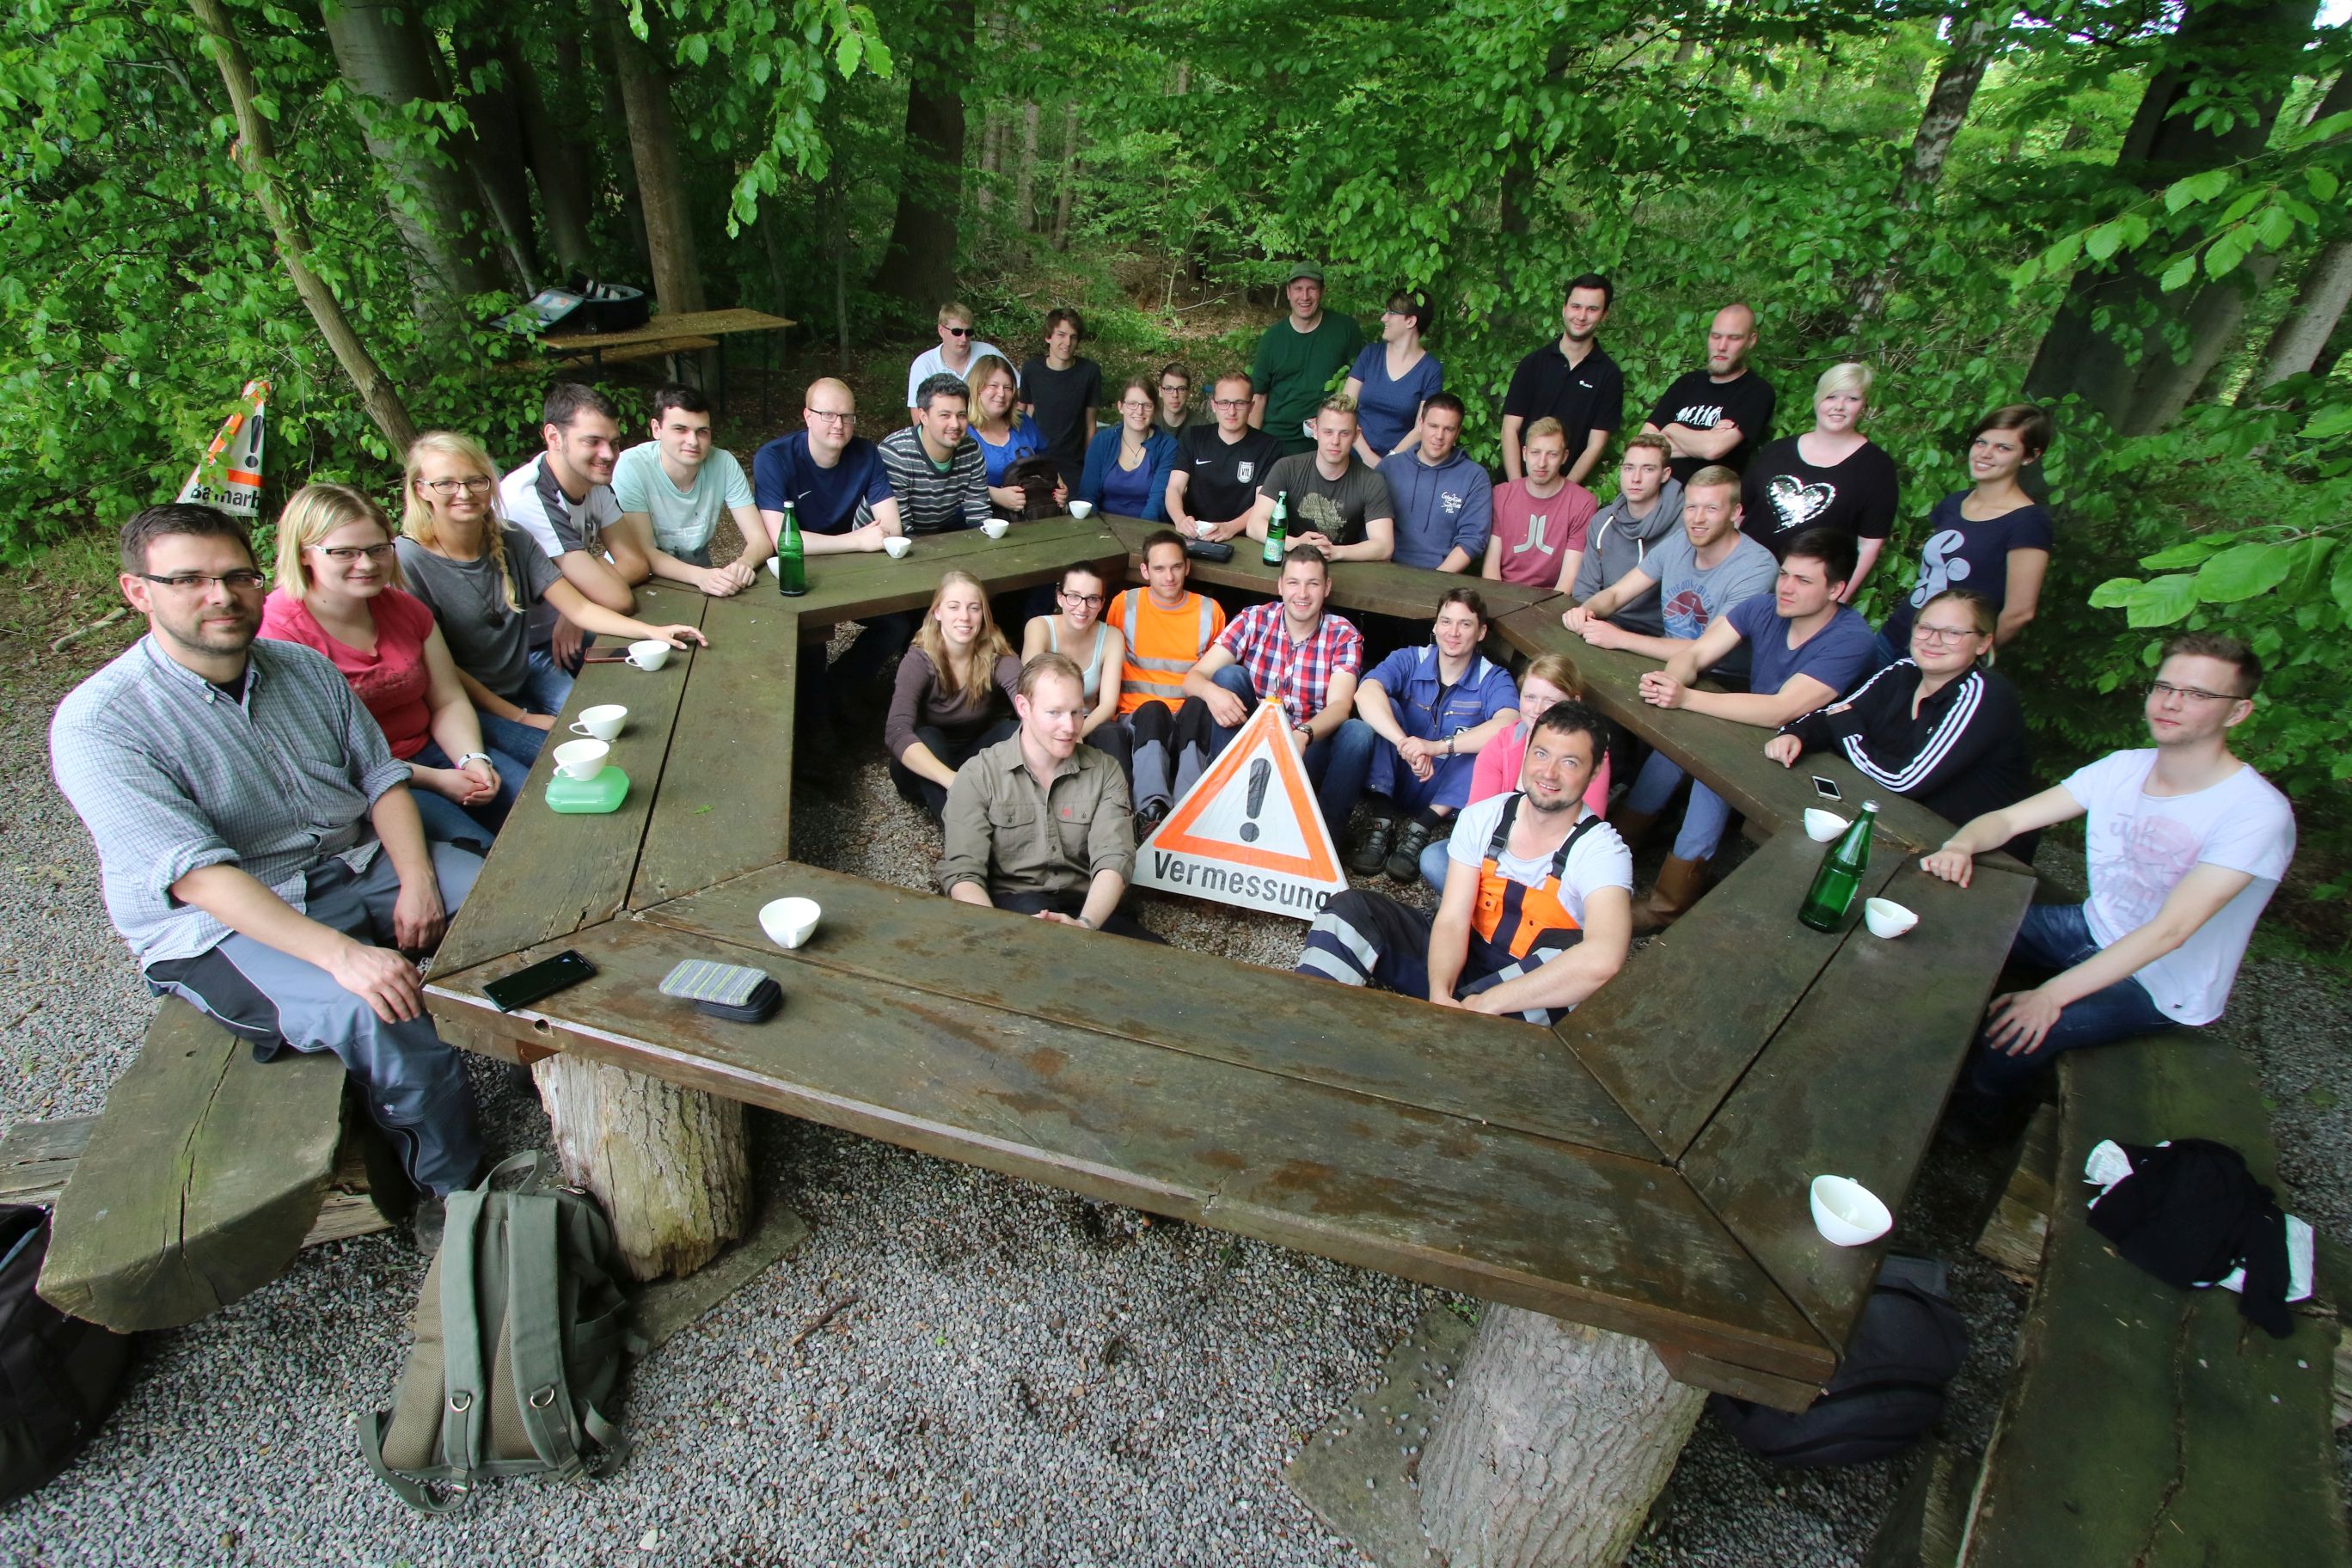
[1925, 632, 2295, 1103]
[905, 302, 1009, 424]
[52, 504, 486, 1230]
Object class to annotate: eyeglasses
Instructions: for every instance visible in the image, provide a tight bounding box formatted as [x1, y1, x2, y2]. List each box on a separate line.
[2149, 680, 2243, 704]
[139, 570, 266, 593]
[420, 476, 494, 497]
[1120, 401, 1154, 413]
[805, 408, 854, 425]
[309, 542, 398, 564]
[944, 326, 972, 338]
[1059, 590, 1106, 607]
[1912, 624, 1982, 644]
[1210, 397, 1250, 410]
[1159, 383, 1187, 395]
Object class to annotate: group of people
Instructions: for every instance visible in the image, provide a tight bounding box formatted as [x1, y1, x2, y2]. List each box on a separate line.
[46, 273, 2297, 1232]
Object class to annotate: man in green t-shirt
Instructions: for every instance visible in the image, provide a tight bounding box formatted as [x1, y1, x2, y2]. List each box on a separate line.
[1250, 264, 1366, 457]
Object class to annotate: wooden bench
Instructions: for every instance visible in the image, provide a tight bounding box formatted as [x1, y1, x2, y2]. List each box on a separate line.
[548, 334, 719, 370]
[30, 997, 395, 1333]
[1868, 1031, 2349, 1565]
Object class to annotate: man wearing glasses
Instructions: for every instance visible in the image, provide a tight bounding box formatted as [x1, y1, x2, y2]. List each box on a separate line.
[1925, 632, 2294, 1102]
[905, 302, 1009, 424]
[1167, 373, 1285, 546]
[52, 504, 486, 1226]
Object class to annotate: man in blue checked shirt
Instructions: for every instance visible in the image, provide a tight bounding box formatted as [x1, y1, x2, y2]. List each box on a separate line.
[51, 505, 485, 1219]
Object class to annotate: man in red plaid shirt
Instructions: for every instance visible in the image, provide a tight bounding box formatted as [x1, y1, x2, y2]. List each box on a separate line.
[1173, 546, 1376, 838]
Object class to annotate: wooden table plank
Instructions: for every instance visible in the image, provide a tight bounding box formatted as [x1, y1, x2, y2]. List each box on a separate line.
[429, 917, 1834, 1380]
[1558, 827, 1906, 1160]
[432, 583, 706, 977]
[1104, 517, 1563, 622]
[542, 306, 793, 353]
[629, 591, 800, 909]
[635, 862, 1655, 1160]
[791, 521, 1126, 621]
[1677, 859, 2034, 1351]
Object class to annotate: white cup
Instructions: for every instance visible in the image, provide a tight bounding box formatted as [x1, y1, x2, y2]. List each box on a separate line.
[981, 519, 1010, 539]
[569, 704, 628, 742]
[1195, 520, 1216, 540]
[552, 738, 609, 781]
[883, 536, 912, 560]
[1067, 500, 1095, 518]
[1810, 1174, 1893, 1246]
[759, 896, 822, 951]
[627, 640, 671, 671]
[764, 554, 779, 577]
[1864, 897, 1920, 939]
[1804, 807, 1849, 843]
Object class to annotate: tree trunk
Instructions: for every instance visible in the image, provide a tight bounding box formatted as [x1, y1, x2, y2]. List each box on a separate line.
[1848, 6, 2007, 328]
[318, 1, 503, 301]
[977, 107, 1002, 219]
[606, 3, 706, 315]
[187, 0, 419, 453]
[1051, 105, 1080, 251]
[532, 1056, 750, 1281]
[595, 53, 654, 277]
[451, 37, 542, 292]
[2245, 240, 2352, 393]
[1418, 1308, 1705, 1567]
[873, 3, 973, 307]
[1017, 101, 1040, 232]
[519, 34, 597, 275]
[2025, 0, 2310, 432]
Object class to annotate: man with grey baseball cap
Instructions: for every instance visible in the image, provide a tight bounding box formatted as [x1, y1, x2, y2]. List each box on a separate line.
[1250, 262, 1365, 456]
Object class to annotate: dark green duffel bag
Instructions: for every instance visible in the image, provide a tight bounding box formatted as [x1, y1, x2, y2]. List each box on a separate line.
[361, 1152, 634, 1514]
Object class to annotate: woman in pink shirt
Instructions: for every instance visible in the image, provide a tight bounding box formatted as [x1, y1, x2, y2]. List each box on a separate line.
[260, 484, 523, 846]
[1469, 652, 1612, 811]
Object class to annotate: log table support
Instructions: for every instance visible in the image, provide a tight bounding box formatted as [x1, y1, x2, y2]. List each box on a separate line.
[531, 1055, 750, 1281]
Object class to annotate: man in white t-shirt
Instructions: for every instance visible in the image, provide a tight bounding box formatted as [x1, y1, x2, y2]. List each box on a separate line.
[499, 383, 643, 677]
[1294, 701, 1632, 1026]
[1923, 632, 2295, 1098]
[609, 383, 768, 596]
[904, 301, 1008, 421]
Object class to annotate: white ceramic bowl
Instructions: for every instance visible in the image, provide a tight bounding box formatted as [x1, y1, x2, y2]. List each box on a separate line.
[569, 703, 628, 742]
[763, 554, 779, 576]
[1810, 1174, 1892, 1247]
[1195, 521, 1216, 539]
[1864, 897, 1919, 939]
[627, 640, 671, 671]
[1804, 807, 1849, 842]
[552, 738, 609, 781]
[1067, 501, 1094, 518]
[981, 519, 1010, 539]
[759, 897, 822, 951]
[883, 536, 912, 559]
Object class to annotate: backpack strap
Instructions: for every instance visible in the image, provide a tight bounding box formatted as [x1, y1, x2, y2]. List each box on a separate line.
[434, 1184, 493, 1486]
[359, 1412, 474, 1516]
[503, 1193, 586, 1479]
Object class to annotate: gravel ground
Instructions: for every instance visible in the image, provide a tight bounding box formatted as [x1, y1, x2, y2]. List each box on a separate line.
[4, 616, 2347, 1567]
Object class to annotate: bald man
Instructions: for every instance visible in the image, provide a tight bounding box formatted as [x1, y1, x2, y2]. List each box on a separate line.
[1642, 303, 1776, 482]
[751, 378, 903, 555]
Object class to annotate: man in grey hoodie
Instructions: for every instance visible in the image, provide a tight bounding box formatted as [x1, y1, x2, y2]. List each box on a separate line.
[1570, 432, 1683, 635]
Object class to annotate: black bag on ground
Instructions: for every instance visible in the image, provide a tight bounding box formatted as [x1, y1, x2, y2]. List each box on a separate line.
[1707, 1254, 1969, 1467]
[0, 1203, 132, 1502]
[360, 1152, 635, 1514]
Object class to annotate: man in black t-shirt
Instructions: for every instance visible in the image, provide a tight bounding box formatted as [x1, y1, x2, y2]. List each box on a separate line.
[1643, 303, 1776, 483]
[1500, 273, 1623, 487]
[1019, 308, 1103, 488]
[1172, 372, 1287, 541]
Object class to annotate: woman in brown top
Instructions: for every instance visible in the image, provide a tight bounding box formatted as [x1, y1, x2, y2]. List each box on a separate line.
[886, 568, 1021, 821]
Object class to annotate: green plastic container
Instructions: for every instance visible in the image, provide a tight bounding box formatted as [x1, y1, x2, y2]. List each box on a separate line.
[545, 765, 631, 815]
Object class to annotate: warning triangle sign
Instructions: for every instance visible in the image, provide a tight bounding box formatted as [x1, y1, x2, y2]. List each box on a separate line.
[176, 379, 269, 518]
[1131, 699, 1348, 921]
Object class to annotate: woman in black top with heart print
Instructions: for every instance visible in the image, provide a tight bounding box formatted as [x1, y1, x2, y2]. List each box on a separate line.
[1741, 361, 1899, 597]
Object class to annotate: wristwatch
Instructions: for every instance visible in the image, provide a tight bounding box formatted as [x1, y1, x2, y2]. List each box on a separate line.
[456, 752, 493, 769]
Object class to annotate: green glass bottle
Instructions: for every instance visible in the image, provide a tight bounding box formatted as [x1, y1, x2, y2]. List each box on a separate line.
[775, 499, 806, 597]
[1797, 800, 1878, 933]
[1261, 490, 1289, 567]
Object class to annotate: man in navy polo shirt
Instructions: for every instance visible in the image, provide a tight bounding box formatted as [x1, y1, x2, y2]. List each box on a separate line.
[1500, 273, 1623, 487]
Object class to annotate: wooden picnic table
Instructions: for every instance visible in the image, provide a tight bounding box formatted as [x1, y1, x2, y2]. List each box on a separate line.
[540, 306, 795, 423]
[426, 510, 2035, 1414]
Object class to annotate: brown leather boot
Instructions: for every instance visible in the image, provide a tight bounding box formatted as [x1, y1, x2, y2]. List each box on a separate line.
[1610, 805, 1662, 854]
[1632, 854, 1711, 932]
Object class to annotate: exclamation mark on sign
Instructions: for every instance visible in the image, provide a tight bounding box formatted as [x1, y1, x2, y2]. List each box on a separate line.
[1240, 756, 1272, 842]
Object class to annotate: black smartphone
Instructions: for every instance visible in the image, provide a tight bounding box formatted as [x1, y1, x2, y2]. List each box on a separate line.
[483, 950, 597, 1013]
[1810, 775, 1843, 803]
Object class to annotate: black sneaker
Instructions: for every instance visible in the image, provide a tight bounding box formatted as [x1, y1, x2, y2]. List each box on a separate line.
[1385, 818, 1436, 881]
[1349, 817, 1395, 876]
[1136, 799, 1169, 835]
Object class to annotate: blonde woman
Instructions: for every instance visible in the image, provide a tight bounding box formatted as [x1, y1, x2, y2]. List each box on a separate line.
[966, 354, 1057, 515]
[395, 431, 707, 761]
[1738, 362, 1899, 596]
[885, 569, 1020, 821]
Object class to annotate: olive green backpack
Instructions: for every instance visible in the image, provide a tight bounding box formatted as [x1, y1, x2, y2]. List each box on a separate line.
[360, 1152, 635, 1514]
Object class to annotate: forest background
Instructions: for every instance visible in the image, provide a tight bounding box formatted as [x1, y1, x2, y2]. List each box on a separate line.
[5, 0, 2350, 940]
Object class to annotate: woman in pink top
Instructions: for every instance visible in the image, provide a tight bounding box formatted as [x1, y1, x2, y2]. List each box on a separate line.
[260, 484, 524, 846]
[1469, 652, 1612, 811]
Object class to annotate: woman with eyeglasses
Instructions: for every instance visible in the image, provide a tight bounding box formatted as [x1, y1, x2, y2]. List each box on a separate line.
[1767, 585, 2040, 861]
[260, 483, 524, 845]
[1021, 561, 1129, 766]
[1078, 379, 1179, 523]
[395, 431, 707, 763]
[1344, 291, 1442, 467]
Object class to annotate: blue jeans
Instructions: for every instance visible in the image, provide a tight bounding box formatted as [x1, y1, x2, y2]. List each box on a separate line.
[1969, 902, 2178, 1098]
[479, 660, 579, 763]
[524, 643, 583, 710]
[407, 738, 528, 848]
[1205, 665, 1375, 836]
[1625, 748, 1731, 861]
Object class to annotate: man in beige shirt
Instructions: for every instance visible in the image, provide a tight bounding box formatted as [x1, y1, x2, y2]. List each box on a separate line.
[938, 653, 1159, 941]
